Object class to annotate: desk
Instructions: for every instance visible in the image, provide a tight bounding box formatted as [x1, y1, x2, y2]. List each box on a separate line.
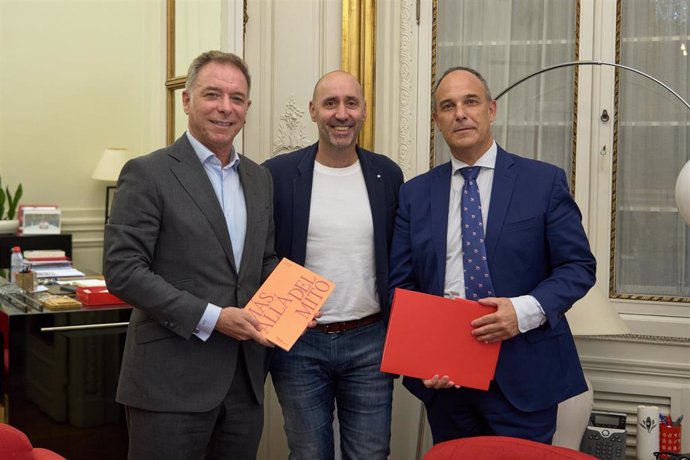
[1, 293, 130, 459]
[0, 233, 72, 268]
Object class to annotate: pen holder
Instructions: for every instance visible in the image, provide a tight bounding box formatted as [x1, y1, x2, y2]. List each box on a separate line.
[659, 424, 682, 454]
[15, 271, 37, 293]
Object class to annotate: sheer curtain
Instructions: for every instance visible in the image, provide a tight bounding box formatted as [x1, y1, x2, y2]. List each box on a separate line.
[434, 0, 578, 176]
[615, 0, 690, 298]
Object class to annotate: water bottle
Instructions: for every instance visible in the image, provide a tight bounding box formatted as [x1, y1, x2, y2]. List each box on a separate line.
[10, 245, 24, 283]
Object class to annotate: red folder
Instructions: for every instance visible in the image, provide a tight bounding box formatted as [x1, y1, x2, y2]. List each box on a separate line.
[380, 288, 500, 390]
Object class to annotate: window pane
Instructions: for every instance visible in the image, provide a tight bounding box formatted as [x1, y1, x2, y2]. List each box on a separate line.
[614, 0, 690, 298]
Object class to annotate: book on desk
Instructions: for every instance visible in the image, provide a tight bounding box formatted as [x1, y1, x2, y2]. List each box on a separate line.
[23, 250, 85, 279]
[0, 233, 73, 270]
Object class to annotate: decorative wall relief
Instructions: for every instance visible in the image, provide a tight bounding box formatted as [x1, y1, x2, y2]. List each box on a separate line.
[272, 94, 308, 156]
[398, 0, 414, 179]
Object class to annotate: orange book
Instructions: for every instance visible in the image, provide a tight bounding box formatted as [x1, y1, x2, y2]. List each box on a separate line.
[380, 288, 500, 390]
[245, 258, 335, 351]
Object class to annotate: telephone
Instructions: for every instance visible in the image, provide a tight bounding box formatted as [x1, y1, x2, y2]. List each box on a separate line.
[579, 411, 627, 460]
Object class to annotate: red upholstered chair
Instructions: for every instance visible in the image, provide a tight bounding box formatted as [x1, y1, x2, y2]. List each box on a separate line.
[0, 423, 66, 460]
[423, 435, 598, 460]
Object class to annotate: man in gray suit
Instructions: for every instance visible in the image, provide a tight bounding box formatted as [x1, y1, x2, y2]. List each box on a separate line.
[104, 50, 278, 460]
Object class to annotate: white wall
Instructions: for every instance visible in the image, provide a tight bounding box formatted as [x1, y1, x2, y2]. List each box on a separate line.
[0, 0, 165, 273]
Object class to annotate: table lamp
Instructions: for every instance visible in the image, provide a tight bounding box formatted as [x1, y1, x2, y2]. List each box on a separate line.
[677, 160, 690, 225]
[552, 285, 630, 449]
[92, 147, 132, 224]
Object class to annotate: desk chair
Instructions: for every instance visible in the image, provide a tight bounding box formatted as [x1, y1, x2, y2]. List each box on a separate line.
[423, 435, 598, 460]
[0, 423, 66, 459]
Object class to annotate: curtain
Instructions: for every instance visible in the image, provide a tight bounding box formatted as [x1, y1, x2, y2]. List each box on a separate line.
[434, 0, 578, 177]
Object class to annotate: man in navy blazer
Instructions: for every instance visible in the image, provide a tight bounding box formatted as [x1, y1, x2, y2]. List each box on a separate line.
[263, 71, 403, 459]
[388, 66, 596, 444]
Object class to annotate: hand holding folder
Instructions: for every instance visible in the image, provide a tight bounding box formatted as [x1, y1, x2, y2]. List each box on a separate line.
[380, 288, 501, 391]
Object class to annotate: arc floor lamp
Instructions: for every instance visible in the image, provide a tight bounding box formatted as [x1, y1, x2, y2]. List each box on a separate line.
[415, 60, 690, 459]
[494, 60, 690, 228]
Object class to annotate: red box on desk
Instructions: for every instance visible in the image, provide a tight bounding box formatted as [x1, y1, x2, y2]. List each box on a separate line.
[75, 286, 126, 306]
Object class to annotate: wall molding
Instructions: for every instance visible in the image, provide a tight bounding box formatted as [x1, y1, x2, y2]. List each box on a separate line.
[272, 93, 308, 156]
[583, 356, 690, 380]
[397, 0, 415, 179]
[579, 333, 690, 345]
[60, 208, 105, 247]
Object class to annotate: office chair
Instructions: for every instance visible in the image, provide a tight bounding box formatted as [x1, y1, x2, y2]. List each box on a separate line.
[0, 423, 66, 460]
[423, 435, 598, 459]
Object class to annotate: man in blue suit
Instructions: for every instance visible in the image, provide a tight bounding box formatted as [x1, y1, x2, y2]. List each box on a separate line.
[388, 66, 596, 445]
[263, 71, 403, 459]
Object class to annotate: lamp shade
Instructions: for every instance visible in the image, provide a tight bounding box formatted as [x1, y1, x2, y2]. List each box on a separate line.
[676, 159, 690, 226]
[92, 148, 132, 182]
[566, 285, 630, 336]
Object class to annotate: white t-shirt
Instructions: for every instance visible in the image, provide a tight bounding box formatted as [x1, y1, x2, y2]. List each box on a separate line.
[305, 160, 380, 323]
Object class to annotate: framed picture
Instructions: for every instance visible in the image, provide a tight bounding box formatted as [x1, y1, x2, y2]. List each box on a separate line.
[21, 207, 61, 235]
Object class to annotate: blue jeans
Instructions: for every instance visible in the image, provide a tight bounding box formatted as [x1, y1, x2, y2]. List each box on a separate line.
[270, 320, 393, 460]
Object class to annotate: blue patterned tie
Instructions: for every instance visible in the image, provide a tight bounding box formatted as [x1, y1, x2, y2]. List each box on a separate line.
[459, 167, 494, 300]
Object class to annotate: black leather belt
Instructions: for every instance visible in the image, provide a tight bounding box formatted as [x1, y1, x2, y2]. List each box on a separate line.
[312, 313, 382, 334]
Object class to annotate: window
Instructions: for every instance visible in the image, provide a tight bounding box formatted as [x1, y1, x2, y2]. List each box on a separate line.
[613, 0, 690, 301]
[432, 0, 690, 309]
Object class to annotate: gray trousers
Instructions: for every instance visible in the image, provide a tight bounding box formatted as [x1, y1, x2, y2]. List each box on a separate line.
[126, 353, 263, 460]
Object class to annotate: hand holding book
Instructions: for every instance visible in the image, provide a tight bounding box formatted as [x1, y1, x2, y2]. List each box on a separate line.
[245, 258, 335, 351]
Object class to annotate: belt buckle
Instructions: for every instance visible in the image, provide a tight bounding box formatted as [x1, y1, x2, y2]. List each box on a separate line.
[323, 323, 342, 334]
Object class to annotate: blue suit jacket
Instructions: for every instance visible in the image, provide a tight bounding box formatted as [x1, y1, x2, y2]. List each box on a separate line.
[263, 143, 404, 320]
[388, 145, 595, 412]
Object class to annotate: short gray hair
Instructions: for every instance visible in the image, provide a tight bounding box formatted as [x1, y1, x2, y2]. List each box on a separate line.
[432, 66, 492, 113]
[186, 50, 251, 94]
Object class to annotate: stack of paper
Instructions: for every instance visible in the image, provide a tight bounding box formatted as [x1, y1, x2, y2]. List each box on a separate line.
[23, 249, 66, 259]
[23, 250, 84, 279]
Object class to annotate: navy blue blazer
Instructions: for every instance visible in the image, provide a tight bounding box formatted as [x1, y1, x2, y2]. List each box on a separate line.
[263, 143, 404, 321]
[388, 145, 596, 412]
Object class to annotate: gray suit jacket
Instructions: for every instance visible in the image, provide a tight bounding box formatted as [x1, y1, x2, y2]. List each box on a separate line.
[104, 135, 278, 412]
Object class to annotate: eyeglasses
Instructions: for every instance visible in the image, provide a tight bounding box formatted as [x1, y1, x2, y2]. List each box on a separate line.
[653, 452, 690, 460]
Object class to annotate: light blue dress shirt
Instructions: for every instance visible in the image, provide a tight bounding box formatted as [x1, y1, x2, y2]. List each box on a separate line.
[186, 131, 247, 341]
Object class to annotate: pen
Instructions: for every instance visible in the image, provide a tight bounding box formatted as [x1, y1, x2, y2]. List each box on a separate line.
[673, 414, 683, 426]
